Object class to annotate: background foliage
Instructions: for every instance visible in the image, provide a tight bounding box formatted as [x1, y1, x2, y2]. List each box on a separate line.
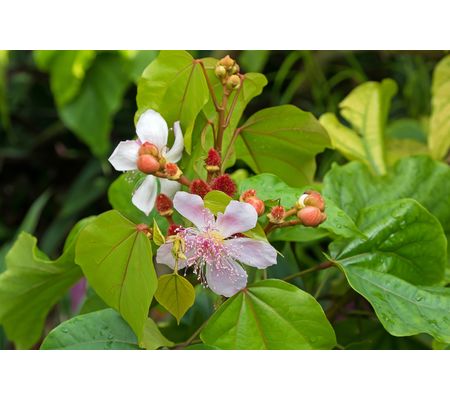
[0, 50, 449, 349]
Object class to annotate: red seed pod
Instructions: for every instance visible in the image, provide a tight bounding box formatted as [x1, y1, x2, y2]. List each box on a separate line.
[268, 205, 286, 224]
[205, 148, 221, 172]
[239, 189, 257, 202]
[297, 206, 326, 227]
[190, 179, 211, 198]
[155, 194, 173, 216]
[245, 197, 265, 216]
[137, 154, 160, 174]
[210, 174, 237, 197]
[167, 224, 182, 236]
[138, 142, 159, 157]
[164, 162, 182, 179]
[304, 190, 325, 212]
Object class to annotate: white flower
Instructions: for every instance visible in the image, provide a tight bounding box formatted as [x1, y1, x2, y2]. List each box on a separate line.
[108, 110, 184, 215]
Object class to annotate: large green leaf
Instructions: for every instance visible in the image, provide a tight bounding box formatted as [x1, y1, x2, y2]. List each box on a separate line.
[59, 52, 130, 157]
[323, 156, 450, 237]
[235, 105, 330, 187]
[331, 199, 449, 341]
[200, 279, 336, 349]
[429, 55, 450, 160]
[136, 50, 209, 146]
[0, 218, 91, 349]
[320, 79, 397, 175]
[155, 274, 196, 324]
[75, 210, 157, 340]
[239, 173, 362, 241]
[41, 309, 140, 350]
[34, 50, 96, 106]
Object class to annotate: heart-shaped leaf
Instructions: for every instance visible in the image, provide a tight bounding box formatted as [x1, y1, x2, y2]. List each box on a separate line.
[200, 279, 336, 349]
[75, 210, 157, 340]
[155, 274, 196, 324]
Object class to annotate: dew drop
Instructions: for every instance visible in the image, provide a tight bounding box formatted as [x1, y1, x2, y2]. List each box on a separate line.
[415, 295, 423, 302]
[62, 328, 68, 333]
[108, 334, 114, 340]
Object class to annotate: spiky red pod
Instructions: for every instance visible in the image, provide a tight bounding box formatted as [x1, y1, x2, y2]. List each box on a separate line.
[268, 205, 286, 224]
[156, 194, 173, 216]
[167, 224, 182, 236]
[239, 189, 257, 201]
[211, 174, 236, 197]
[190, 179, 211, 198]
[205, 148, 221, 172]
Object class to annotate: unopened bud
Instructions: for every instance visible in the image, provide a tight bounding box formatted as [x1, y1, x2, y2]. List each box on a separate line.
[245, 197, 265, 216]
[268, 205, 286, 224]
[137, 154, 160, 174]
[297, 206, 327, 227]
[156, 194, 173, 216]
[226, 75, 241, 91]
[211, 174, 237, 197]
[219, 55, 235, 70]
[205, 148, 221, 172]
[297, 190, 325, 211]
[190, 179, 211, 198]
[230, 63, 240, 75]
[215, 64, 227, 79]
[164, 162, 182, 180]
[239, 189, 257, 202]
[138, 142, 159, 157]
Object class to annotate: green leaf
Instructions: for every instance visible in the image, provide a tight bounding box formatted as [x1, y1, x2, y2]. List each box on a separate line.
[0, 218, 90, 349]
[34, 50, 96, 106]
[0, 50, 9, 131]
[323, 156, 450, 237]
[41, 309, 141, 350]
[235, 105, 330, 187]
[320, 79, 398, 175]
[185, 344, 220, 350]
[200, 279, 336, 349]
[239, 173, 362, 241]
[136, 50, 209, 147]
[155, 274, 196, 324]
[139, 317, 174, 349]
[332, 199, 449, 341]
[75, 210, 157, 340]
[432, 340, 450, 350]
[429, 55, 450, 160]
[239, 50, 270, 72]
[60, 52, 130, 157]
[153, 219, 165, 246]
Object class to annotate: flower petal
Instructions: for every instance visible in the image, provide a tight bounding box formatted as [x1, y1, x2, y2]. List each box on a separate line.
[136, 109, 168, 150]
[132, 175, 158, 216]
[159, 178, 181, 199]
[215, 200, 258, 238]
[206, 257, 248, 297]
[156, 242, 187, 270]
[165, 121, 184, 163]
[108, 140, 139, 171]
[225, 238, 278, 269]
[173, 191, 214, 231]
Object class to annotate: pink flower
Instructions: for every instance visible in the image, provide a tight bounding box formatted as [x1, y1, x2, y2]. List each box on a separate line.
[156, 192, 278, 297]
[108, 110, 184, 215]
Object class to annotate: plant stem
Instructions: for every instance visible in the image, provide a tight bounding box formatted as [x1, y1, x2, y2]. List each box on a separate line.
[175, 319, 209, 349]
[215, 93, 229, 153]
[197, 60, 220, 112]
[221, 127, 242, 172]
[283, 260, 335, 282]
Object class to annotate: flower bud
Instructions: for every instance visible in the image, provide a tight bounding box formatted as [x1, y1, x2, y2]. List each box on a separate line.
[230, 63, 240, 75]
[205, 148, 221, 172]
[156, 194, 173, 216]
[164, 162, 182, 180]
[245, 196, 265, 216]
[303, 190, 325, 211]
[219, 55, 235, 70]
[226, 75, 241, 91]
[138, 142, 159, 157]
[239, 189, 257, 202]
[137, 154, 160, 174]
[297, 206, 326, 227]
[268, 205, 286, 224]
[211, 174, 237, 197]
[215, 64, 227, 79]
[190, 179, 211, 198]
